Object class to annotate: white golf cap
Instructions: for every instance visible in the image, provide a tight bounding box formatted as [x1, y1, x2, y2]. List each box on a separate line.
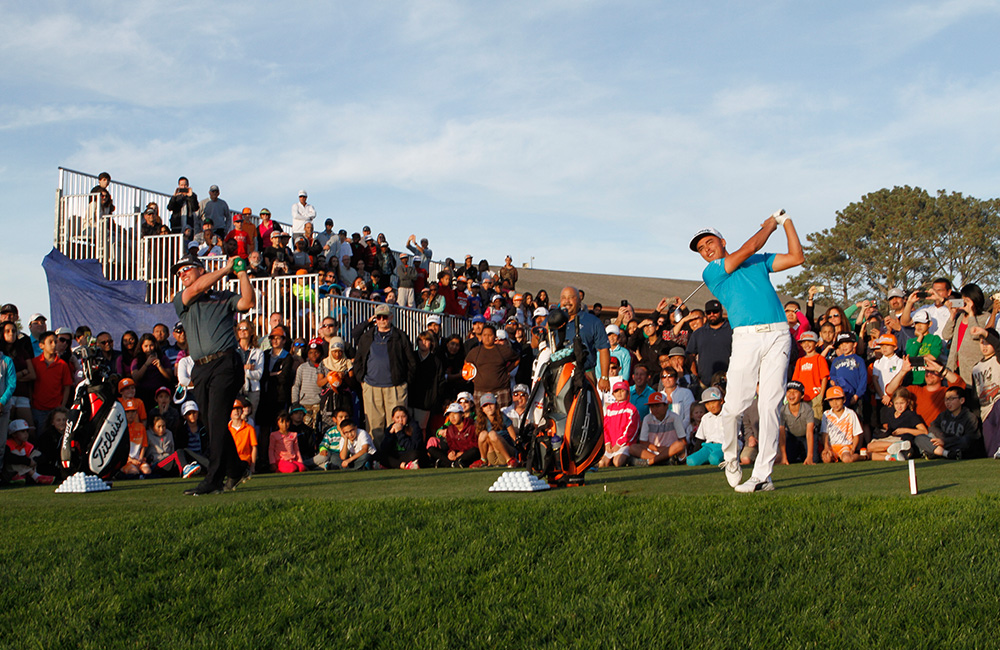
[533, 307, 549, 318]
[912, 310, 931, 324]
[427, 315, 441, 325]
[29, 313, 46, 323]
[512, 384, 530, 395]
[181, 401, 200, 415]
[887, 287, 906, 299]
[606, 324, 620, 336]
[298, 190, 308, 197]
[445, 402, 463, 414]
[689, 227, 724, 252]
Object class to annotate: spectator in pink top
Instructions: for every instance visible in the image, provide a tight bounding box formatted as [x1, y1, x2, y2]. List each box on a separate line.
[269, 411, 306, 473]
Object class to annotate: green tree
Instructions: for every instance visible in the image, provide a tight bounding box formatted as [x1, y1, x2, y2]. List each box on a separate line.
[780, 186, 1000, 303]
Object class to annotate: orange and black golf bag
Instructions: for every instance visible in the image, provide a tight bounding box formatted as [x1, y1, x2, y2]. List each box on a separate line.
[517, 308, 604, 487]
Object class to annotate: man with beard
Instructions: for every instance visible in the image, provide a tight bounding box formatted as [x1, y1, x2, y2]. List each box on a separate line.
[686, 299, 733, 392]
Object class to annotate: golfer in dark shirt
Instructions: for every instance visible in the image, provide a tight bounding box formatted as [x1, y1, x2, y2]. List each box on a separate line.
[172, 256, 255, 495]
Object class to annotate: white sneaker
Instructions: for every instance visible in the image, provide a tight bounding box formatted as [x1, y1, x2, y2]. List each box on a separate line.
[886, 442, 901, 457]
[719, 459, 742, 488]
[735, 476, 775, 493]
[994, 447, 1000, 460]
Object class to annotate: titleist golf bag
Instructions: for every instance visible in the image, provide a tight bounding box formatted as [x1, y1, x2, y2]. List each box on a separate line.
[60, 344, 130, 478]
[517, 308, 604, 487]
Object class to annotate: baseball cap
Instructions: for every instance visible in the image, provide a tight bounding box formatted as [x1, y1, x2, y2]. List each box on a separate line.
[399, 251, 410, 258]
[181, 401, 200, 416]
[260, 208, 271, 216]
[298, 190, 308, 197]
[785, 381, 805, 394]
[55, 327, 71, 336]
[533, 307, 549, 318]
[456, 391, 474, 403]
[887, 287, 906, 299]
[374, 304, 391, 317]
[705, 299, 723, 313]
[0, 304, 18, 314]
[29, 313, 46, 323]
[122, 399, 139, 411]
[876, 334, 898, 347]
[798, 330, 819, 343]
[912, 310, 931, 324]
[8, 419, 29, 433]
[825, 386, 845, 399]
[835, 332, 857, 345]
[689, 227, 724, 252]
[471, 315, 486, 324]
[612, 380, 629, 393]
[173, 321, 184, 332]
[233, 396, 250, 408]
[480, 393, 497, 406]
[668, 346, 686, 357]
[155, 386, 171, 397]
[606, 324, 620, 336]
[209, 184, 220, 192]
[170, 256, 204, 276]
[701, 386, 724, 403]
[512, 384, 530, 395]
[647, 391, 670, 406]
[290, 404, 306, 414]
[118, 378, 135, 391]
[325, 218, 334, 226]
[427, 315, 441, 325]
[445, 402, 464, 414]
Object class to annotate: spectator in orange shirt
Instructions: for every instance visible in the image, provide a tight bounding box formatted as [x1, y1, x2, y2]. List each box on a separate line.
[791, 331, 829, 421]
[228, 396, 258, 481]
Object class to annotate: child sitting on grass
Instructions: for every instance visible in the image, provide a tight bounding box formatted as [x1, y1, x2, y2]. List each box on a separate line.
[820, 386, 863, 463]
[229, 396, 257, 481]
[380, 406, 423, 470]
[314, 408, 349, 470]
[869, 387, 927, 461]
[337, 418, 375, 470]
[270, 411, 306, 473]
[599, 380, 640, 468]
[5, 419, 55, 485]
[630, 391, 687, 466]
[427, 402, 480, 468]
[918, 385, 979, 459]
[121, 399, 152, 477]
[686, 387, 724, 466]
[472, 393, 518, 468]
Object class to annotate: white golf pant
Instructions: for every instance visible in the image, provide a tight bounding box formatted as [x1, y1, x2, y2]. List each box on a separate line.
[721, 324, 791, 482]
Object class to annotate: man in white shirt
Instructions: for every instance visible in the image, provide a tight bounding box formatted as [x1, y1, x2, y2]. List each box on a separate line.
[901, 278, 953, 338]
[291, 190, 316, 236]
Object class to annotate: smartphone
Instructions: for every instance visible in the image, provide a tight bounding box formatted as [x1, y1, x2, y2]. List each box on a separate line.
[948, 298, 965, 308]
[908, 355, 925, 369]
[621, 300, 629, 307]
[815, 285, 828, 294]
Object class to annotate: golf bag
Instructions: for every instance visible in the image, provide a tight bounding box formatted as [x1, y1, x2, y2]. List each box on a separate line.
[60, 345, 130, 478]
[517, 308, 604, 487]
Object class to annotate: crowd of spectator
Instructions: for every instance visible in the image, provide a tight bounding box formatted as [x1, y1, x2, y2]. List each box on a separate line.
[5, 272, 999, 487]
[21, 174, 996, 487]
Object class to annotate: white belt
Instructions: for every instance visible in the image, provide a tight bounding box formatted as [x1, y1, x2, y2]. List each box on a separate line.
[733, 322, 786, 334]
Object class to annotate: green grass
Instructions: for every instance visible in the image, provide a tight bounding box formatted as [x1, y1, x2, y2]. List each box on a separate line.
[2, 461, 1000, 649]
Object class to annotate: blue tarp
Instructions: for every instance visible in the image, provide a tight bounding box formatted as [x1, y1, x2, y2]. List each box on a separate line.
[42, 248, 177, 340]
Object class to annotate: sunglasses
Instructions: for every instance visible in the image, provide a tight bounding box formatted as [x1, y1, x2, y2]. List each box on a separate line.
[98, 339, 112, 345]
[375, 315, 389, 320]
[58, 337, 71, 343]
[238, 327, 249, 332]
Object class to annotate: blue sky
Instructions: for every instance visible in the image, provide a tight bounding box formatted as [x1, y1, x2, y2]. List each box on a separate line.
[2, 0, 999, 321]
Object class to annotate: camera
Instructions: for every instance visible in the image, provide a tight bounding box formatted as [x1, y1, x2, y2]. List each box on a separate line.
[915, 291, 930, 299]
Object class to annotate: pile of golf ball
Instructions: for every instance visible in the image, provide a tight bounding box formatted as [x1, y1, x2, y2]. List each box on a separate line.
[488, 471, 551, 492]
[54, 472, 111, 493]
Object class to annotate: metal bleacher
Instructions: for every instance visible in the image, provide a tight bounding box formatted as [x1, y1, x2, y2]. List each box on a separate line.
[52, 167, 470, 345]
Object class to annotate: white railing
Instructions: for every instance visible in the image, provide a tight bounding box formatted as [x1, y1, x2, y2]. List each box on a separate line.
[323, 294, 471, 346]
[99, 213, 143, 281]
[57, 168, 171, 232]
